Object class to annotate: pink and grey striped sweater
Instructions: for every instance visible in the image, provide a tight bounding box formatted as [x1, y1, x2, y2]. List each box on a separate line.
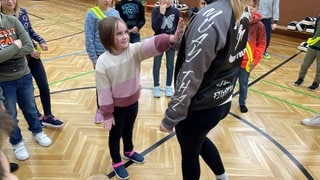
[95, 34, 173, 120]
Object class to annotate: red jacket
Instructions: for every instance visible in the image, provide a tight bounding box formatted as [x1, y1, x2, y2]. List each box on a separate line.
[241, 12, 266, 70]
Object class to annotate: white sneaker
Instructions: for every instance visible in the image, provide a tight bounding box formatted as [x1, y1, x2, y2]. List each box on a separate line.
[301, 115, 320, 127]
[13, 141, 29, 161]
[32, 132, 52, 147]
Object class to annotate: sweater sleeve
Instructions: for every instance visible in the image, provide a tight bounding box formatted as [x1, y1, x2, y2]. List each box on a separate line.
[84, 11, 98, 61]
[137, 3, 146, 29]
[10, 20, 34, 59]
[2, 16, 34, 60]
[140, 34, 172, 58]
[272, 0, 280, 22]
[253, 21, 266, 65]
[0, 86, 4, 106]
[151, 8, 164, 34]
[0, 44, 21, 63]
[95, 58, 115, 120]
[19, 8, 46, 44]
[115, 2, 123, 19]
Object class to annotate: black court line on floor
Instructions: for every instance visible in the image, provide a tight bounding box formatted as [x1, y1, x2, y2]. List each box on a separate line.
[231, 51, 313, 179]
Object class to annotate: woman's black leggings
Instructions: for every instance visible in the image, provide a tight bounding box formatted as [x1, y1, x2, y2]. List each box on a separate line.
[175, 102, 231, 180]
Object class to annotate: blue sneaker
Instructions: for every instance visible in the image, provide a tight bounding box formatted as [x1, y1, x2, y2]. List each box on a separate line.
[153, 86, 161, 98]
[122, 151, 145, 164]
[165, 86, 173, 97]
[112, 163, 129, 180]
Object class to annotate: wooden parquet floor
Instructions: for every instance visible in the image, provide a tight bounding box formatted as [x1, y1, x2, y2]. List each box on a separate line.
[2, 0, 320, 179]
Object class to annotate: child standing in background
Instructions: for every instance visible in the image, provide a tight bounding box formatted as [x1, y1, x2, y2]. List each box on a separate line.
[115, 0, 146, 43]
[95, 16, 183, 179]
[151, 0, 180, 97]
[1, 0, 64, 128]
[258, 0, 279, 60]
[84, 0, 120, 124]
[238, 0, 266, 113]
[0, 10, 52, 161]
[294, 16, 320, 92]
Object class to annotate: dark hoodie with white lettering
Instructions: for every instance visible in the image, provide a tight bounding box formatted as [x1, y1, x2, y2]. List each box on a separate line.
[162, 0, 249, 130]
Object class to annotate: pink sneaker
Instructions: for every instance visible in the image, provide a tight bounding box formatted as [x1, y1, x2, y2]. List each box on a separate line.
[94, 109, 103, 124]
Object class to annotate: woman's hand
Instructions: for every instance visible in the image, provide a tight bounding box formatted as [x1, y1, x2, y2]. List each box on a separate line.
[159, 122, 173, 133]
[104, 117, 115, 131]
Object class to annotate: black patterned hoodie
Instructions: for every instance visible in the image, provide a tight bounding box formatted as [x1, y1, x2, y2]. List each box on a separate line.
[162, 0, 250, 130]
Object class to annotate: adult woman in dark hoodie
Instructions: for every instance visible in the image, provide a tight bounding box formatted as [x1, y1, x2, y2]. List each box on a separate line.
[160, 0, 251, 179]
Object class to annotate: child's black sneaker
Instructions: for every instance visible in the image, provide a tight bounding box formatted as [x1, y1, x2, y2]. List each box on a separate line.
[10, 163, 19, 172]
[42, 114, 64, 128]
[240, 105, 248, 113]
[294, 79, 304, 86]
[112, 162, 129, 180]
[122, 151, 144, 164]
[308, 82, 319, 91]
